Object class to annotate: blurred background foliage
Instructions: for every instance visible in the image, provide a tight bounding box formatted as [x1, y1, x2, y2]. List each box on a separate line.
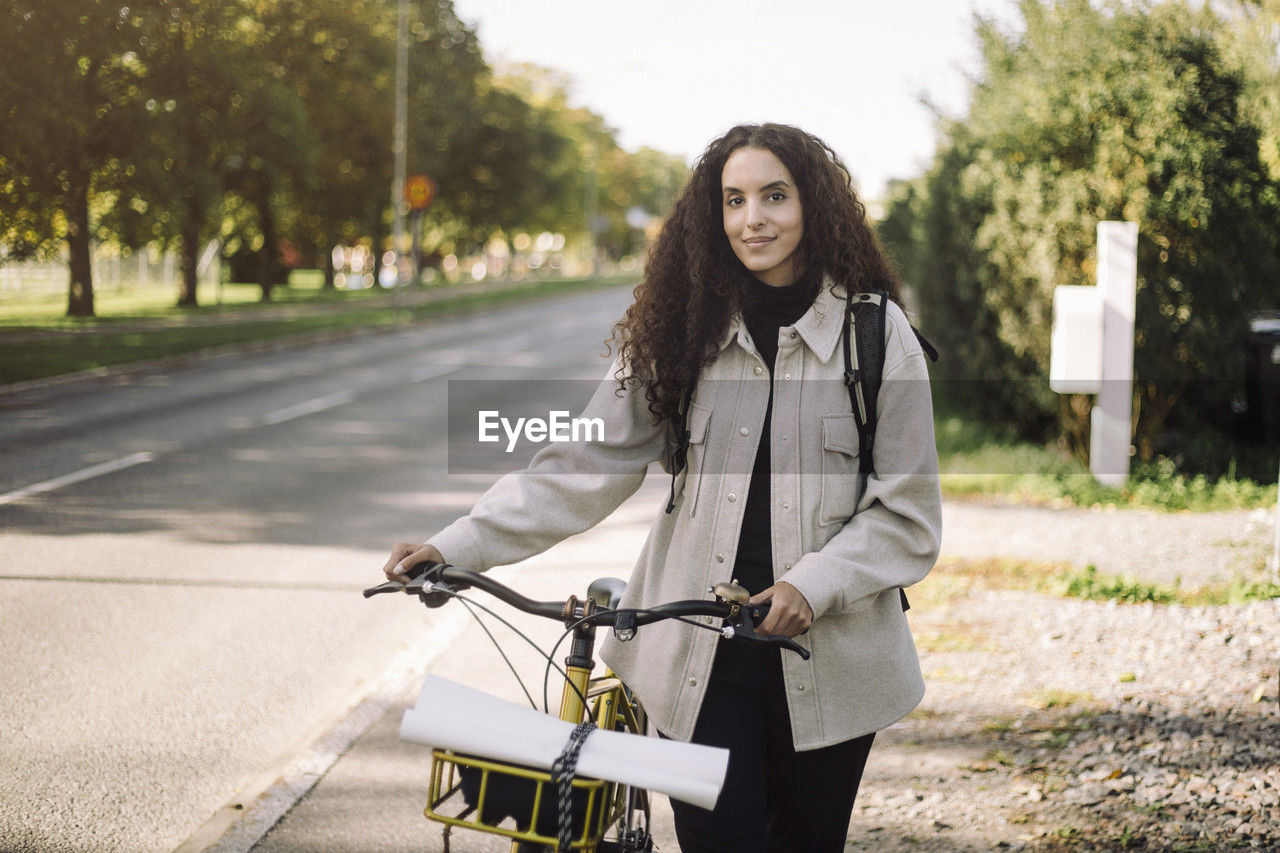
[0, 0, 687, 314]
[880, 0, 1280, 481]
[2, 0, 1279, 485]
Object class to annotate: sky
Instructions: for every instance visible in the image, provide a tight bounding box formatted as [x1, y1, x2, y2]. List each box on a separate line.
[449, 0, 1024, 203]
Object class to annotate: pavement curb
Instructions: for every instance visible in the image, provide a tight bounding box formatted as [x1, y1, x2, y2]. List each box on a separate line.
[173, 605, 473, 853]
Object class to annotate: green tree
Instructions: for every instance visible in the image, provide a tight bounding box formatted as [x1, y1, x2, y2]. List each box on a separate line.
[108, 0, 250, 307]
[894, 0, 1280, 467]
[0, 1, 157, 316]
[1217, 0, 1280, 179]
[286, 0, 396, 289]
[493, 64, 688, 260]
[217, 0, 322, 301]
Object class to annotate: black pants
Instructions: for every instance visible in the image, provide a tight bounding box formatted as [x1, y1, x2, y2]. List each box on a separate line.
[664, 673, 876, 853]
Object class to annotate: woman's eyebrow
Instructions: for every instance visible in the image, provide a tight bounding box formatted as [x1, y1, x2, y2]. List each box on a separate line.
[722, 180, 792, 195]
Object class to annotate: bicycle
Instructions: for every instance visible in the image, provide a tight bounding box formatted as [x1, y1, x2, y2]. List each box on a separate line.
[364, 561, 810, 853]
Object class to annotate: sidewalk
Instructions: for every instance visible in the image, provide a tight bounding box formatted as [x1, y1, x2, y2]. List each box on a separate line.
[227, 476, 682, 853]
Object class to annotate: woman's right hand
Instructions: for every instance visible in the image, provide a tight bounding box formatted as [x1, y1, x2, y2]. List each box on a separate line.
[382, 542, 444, 583]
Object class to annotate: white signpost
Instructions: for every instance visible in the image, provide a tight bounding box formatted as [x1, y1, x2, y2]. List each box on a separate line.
[1049, 221, 1139, 487]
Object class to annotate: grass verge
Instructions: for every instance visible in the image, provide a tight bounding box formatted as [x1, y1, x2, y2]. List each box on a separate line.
[936, 416, 1278, 512]
[0, 274, 627, 385]
[917, 556, 1280, 607]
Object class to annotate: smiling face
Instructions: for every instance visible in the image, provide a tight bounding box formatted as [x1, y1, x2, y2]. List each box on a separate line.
[721, 146, 804, 288]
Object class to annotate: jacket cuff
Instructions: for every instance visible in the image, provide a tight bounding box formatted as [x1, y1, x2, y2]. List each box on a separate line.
[427, 519, 491, 572]
[776, 560, 842, 619]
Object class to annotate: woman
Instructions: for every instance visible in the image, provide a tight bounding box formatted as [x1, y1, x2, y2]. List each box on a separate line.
[383, 123, 942, 852]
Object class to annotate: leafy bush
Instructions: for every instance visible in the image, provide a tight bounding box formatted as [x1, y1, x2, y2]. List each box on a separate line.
[885, 0, 1280, 466]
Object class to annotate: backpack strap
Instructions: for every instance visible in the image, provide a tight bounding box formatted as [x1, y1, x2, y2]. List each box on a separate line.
[843, 289, 920, 614]
[914, 327, 940, 363]
[843, 290, 887, 477]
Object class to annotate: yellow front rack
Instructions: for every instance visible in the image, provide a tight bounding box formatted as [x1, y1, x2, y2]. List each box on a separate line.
[425, 749, 620, 850]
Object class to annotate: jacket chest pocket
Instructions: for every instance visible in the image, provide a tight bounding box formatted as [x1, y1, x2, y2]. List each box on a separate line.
[680, 403, 713, 517]
[819, 413, 861, 526]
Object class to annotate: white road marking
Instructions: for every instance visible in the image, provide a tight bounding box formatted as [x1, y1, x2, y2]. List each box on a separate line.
[0, 451, 156, 506]
[407, 363, 460, 383]
[261, 390, 357, 425]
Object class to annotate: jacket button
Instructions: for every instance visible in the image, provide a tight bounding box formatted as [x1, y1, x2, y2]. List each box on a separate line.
[782, 501, 790, 510]
[727, 493, 737, 503]
[689, 677, 698, 686]
[716, 553, 725, 563]
[753, 366, 763, 375]
[784, 563, 792, 570]
[783, 372, 792, 380]
[797, 683, 805, 691]
[790, 331, 798, 339]
[781, 434, 789, 441]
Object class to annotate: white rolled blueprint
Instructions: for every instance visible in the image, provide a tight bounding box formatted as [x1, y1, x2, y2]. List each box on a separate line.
[399, 675, 728, 810]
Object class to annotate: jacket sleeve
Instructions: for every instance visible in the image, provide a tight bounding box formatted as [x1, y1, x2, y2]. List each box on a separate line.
[778, 328, 943, 619]
[427, 360, 669, 571]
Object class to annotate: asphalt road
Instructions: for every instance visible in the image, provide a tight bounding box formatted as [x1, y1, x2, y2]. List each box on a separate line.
[0, 284, 638, 852]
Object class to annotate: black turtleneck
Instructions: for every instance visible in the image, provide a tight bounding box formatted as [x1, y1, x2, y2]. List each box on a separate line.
[712, 271, 818, 688]
[741, 273, 818, 377]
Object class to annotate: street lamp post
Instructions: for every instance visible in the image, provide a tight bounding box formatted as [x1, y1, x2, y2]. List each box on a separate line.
[390, 0, 409, 288]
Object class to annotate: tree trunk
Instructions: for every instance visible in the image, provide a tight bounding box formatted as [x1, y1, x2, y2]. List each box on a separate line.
[257, 195, 276, 302]
[65, 175, 95, 317]
[322, 238, 336, 289]
[370, 217, 387, 287]
[177, 219, 200, 307]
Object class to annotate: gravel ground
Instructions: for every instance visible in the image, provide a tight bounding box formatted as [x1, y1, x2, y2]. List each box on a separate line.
[940, 500, 1276, 588]
[844, 499, 1280, 851]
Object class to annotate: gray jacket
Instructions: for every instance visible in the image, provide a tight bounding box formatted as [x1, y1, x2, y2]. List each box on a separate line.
[429, 282, 942, 750]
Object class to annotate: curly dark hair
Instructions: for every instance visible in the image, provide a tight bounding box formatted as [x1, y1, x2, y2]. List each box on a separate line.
[609, 122, 904, 427]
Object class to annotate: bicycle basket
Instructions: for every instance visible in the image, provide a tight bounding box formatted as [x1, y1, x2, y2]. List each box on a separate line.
[426, 749, 618, 850]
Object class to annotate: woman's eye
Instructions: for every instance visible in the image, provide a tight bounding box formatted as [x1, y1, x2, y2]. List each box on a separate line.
[769, 192, 787, 202]
[726, 197, 742, 207]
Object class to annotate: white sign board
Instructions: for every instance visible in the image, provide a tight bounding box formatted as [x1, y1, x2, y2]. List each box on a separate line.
[1050, 285, 1103, 394]
[1047, 221, 1138, 487]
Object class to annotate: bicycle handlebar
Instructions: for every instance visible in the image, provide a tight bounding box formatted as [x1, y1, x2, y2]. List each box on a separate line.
[364, 561, 811, 661]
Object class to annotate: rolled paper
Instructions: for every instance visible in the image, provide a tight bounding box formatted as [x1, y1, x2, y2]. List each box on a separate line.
[400, 675, 728, 810]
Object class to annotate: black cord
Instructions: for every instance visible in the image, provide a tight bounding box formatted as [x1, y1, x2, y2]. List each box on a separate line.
[540, 608, 724, 716]
[541, 617, 593, 716]
[428, 585, 582, 712]
[455, 596, 537, 709]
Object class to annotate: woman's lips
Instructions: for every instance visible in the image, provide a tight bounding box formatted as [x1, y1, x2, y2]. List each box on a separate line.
[744, 237, 775, 247]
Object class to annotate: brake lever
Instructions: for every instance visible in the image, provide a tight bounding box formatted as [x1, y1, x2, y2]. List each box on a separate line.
[730, 627, 812, 661]
[720, 604, 812, 661]
[363, 580, 407, 598]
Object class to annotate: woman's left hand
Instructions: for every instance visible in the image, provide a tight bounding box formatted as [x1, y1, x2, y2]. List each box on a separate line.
[750, 582, 813, 638]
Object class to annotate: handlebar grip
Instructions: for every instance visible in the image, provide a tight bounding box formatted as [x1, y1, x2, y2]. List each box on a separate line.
[748, 603, 769, 626]
[361, 560, 443, 598]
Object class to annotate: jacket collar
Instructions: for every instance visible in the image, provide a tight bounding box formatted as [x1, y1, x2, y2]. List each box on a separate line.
[715, 275, 847, 364]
